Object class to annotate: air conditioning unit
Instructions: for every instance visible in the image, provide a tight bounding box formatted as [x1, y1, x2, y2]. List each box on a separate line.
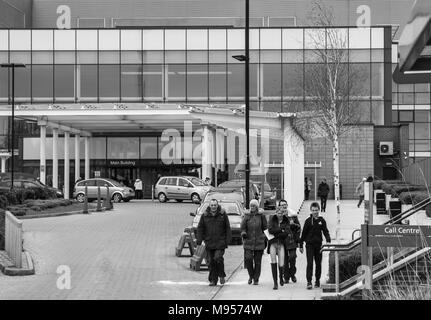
[379, 141, 394, 156]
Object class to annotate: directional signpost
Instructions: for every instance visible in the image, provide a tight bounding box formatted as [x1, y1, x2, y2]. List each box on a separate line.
[361, 223, 431, 299]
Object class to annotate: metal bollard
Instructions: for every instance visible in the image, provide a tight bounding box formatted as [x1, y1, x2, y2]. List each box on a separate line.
[96, 185, 102, 212]
[83, 184, 89, 214]
[151, 185, 154, 202]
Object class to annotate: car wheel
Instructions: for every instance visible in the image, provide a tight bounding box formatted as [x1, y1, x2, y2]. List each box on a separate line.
[76, 193, 85, 203]
[158, 192, 167, 203]
[176, 199, 183, 203]
[191, 193, 201, 203]
[112, 193, 123, 203]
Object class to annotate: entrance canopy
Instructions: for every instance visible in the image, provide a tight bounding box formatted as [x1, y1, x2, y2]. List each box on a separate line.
[0, 103, 296, 135]
[398, 0, 431, 73]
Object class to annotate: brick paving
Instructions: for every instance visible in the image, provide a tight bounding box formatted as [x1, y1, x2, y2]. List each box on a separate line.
[0, 200, 243, 300]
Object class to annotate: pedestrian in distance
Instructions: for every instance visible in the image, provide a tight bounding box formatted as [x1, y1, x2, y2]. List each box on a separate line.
[317, 178, 330, 212]
[204, 177, 212, 186]
[241, 199, 267, 285]
[278, 199, 301, 284]
[355, 177, 366, 208]
[299, 202, 331, 289]
[267, 205, 290, 290]
[134, 178, 143, 199]
[196, 199, 232, 286]
[304, 177, 312, 200]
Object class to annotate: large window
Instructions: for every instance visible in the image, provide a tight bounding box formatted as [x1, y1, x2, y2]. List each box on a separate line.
[99, 65, 120, 101]
[121, 65, 142, 101]
[79, 65, 98, 100]
[54, 65, 75, 100]
[143, 65, 163, 101]
[187, 64, 208, 101]
[167, 64, 186, 101]
[107, 137, 139, 159]
[140, 137, 158, 159]
[32, 65, 53, 101]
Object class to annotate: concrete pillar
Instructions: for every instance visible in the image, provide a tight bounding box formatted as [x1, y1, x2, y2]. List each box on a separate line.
[0, 156, 8, 173]
[40, 125, 47, 184]
[52, 128, 59, 189]
[283, 118, 305, 213]
[201, 125, 212, 182]
[64, 131, 70, 199]
[75, 134, 80, 182]
[84, 136, 90, 179]
[219, 129, 225, 172]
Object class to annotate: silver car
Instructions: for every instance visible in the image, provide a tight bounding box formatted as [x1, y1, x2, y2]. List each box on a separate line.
[73, 178, 135, 203]
[154, 176, 212, 203]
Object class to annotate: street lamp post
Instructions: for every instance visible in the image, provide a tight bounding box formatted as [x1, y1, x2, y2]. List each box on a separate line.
[232, 0, 250, 209]
[1, 63, 26, 190]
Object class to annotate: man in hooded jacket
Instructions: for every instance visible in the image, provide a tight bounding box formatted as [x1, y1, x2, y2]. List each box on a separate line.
[197, 199, 232, 286]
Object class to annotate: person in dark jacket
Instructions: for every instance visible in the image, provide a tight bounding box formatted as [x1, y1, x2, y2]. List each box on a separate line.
[197, 199, 232, 286]
[278, 199, 301, 284]
[267, 206, 290, 290]
[241, 199, 267, 285]
[299, 202, 331, 289]
[317, 178, 330, 212]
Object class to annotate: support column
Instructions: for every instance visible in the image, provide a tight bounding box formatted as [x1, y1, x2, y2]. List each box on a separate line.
[219, 129, 225, 171]
[283, 118, 305, 213]
[201, 125, 212, 182]
[84, 136, 90, 179]
[40, 125, 47, 184]
[0, 155, 9, 173]
[52, 128, 59, 189]
[64, 131, 70, 199]
[75, 134, 80, 183]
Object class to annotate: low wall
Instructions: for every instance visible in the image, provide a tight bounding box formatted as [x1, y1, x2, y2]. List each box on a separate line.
[0, 209, 4, 250]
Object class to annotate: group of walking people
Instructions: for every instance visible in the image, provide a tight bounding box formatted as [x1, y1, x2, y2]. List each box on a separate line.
[196, 198, 331, 290]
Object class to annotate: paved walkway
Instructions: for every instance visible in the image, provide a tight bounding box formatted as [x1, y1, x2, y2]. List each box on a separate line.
[214, 199, 429, 300]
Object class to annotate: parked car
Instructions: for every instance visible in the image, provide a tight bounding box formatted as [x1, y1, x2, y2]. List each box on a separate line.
[252, 181, 277, 210]
[154, 176, 213, 203]
[0, 172, 38, 181]
[203, 187, 246, 207]
[217, 179, 260, 203]
[190, 200, 245, 244]
[0, 179, 64, 198]
[73, 178, 134, 203]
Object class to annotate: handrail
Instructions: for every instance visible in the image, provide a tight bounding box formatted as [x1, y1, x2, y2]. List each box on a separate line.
[320, 196, 431, 296]
[352, 229, 361, 241]
[321, 196, 431, 253]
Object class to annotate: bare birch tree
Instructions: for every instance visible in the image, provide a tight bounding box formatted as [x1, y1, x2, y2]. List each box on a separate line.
[293, 1, 367, 243]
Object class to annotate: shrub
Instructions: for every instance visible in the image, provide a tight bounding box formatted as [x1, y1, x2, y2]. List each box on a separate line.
[390, 185, 427, 198]
[30, 206, 42, 212]
[328, 246, 391, 284]
[411, 191, 431, 218]
[373, 180, 385, 190]
[381, 183, 395, 195]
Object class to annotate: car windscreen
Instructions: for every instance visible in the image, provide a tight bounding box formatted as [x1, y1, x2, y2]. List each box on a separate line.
[218, 181, 243, 188]
[190, 177, 205, 186]
[105, 179, 122, 187]
[206, 193, 243, 202]
[200, 203, 240, 215]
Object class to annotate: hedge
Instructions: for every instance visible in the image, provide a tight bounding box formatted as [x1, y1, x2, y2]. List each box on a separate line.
[6, 199, 73, 216]
[0, 188, 57, 209]
[328, 246, 395, 284]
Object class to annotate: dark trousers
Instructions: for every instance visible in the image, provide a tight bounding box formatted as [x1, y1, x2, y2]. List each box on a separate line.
[207, 249, 226, 283]
[358, 195, 364, 207]
[284, 249, 297, 279]
[306, 244, 322, 283]
[135, 190, 143, 199]
[305, 189, 310, 200]
[320, 196, 328, 211]
[244, 249, 263, 281]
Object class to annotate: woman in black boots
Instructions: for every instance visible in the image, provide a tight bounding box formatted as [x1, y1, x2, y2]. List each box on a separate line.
[241, 199, 267, 285]
[267, 206, 289, 290]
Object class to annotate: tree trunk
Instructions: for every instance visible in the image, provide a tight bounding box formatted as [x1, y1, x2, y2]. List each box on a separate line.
[332, 136, 341, 242]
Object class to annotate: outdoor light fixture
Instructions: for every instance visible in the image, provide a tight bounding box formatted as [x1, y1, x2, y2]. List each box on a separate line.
[230, 0, 251, 208]
[1, 63, 26, 190]
[232, 54, 247, 62]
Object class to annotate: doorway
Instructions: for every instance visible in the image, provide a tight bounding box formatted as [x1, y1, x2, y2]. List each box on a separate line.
[108, 167, 137, 188]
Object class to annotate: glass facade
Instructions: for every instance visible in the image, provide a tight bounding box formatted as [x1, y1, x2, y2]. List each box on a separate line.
[0, 27, 386, 124]
[392, 64, 431, 157]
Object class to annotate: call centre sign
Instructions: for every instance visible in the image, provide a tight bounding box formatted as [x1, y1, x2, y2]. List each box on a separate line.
[366, 225, 431, 247]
